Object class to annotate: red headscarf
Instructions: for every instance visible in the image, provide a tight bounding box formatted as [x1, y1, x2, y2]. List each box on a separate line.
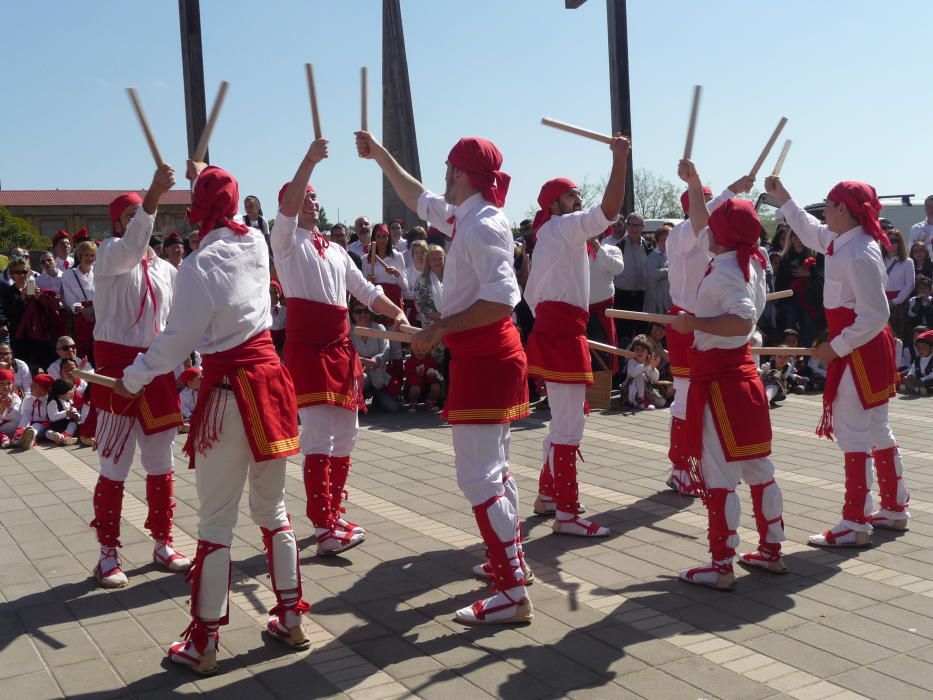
[108, 193, 143, 236]
[707, 199, 766, 282]
[73, 227, 90, 245]
[826, 181, 890, 250]
[0, 369, 13, 383]
[447, 137, 510, 207]
[532, 177, 577, 233]
[916, 330, 933, 346]
[52, 230, 70, 245]
[681, 185, 713, 216]
[189, 166, 249, 238]
[277, 182, 314, 206]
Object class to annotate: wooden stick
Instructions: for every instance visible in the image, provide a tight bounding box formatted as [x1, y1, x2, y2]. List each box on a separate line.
[306, 64, 322, 139]
[752, 347, 815, 356]
[772, 139, 792, 176]
[354, 326, 416, 344]
[683, 85, 702, 159]
[766, 289, 794, 301]
[126, 88, 164, 166]
[748, 117, 788, 177]
[588, 340, 634, 359]
[361, 66, 368, 131]
[192, 80, 230, 162]
[541, 117, 614, 145]
[605, 309, 674, 325]
[73, 369, 118, 389]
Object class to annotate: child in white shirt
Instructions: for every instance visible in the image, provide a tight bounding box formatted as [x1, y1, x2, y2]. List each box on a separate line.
[13, 374, 54, 449]
[626, 334, 664, 410]
[0, 369, 22, 447]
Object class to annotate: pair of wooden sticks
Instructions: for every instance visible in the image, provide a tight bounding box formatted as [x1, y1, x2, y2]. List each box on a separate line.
[306, 63, 369, 139]
[542, 85, 792, 178]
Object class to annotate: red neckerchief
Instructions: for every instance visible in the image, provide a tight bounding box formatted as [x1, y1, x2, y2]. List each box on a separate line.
[586, 240, 598, 260]
[447, 216, 457, 240]
[131, 257, 159, 334]
[310, 229, 329, 260]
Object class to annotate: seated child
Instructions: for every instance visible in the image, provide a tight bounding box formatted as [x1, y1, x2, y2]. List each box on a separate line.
[404, 348, 443, 412]
[760, 348, 794, 406]
[59, 357, 95, 447]
[179, 366, 201, 432]
[46, 378, 80, 446]
[907, 276, 933, 329]
[901, 330, 933, 395]
[0, 369, 22, 447]
[648, 323, 675, 402]
[625, 334, 665, 410]
[12, 374, 54, 449]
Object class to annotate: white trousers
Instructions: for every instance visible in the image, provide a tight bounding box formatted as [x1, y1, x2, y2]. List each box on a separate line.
[97, 410, 175, 481]
[670, 377, 689, 420]
[298, 404, 358, 457]
[543, 382, 585, 446]
[452, 423, 513, 507]
[832, 366, 896, 454]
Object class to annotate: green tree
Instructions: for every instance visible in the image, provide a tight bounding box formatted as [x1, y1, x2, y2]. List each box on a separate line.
[317, 206, 331, 230]
[633, 168, 681, 219]
[0, 205, 41, 257]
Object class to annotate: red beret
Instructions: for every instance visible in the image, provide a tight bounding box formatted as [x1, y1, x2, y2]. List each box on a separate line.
[179, 367, 202, 385]
[32, 373, 54, 391]
[73, 227, 90, 244]
[164, 231, 184, 246]
[52, 230, 70, 245]
[916, 330, 933, 345]
[0, 369, 14, 383]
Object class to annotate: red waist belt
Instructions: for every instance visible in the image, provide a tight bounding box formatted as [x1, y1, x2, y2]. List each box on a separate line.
[284, 298, 362, 411]
[93, 340, 182, 434]
[666, 305, 694, 378]
[443, 317, 529, 424]
[684, 344, 771, 469]
[818, 307, 898, 439]
[527, 300, 593, 385]
[185, 330, 299, 468]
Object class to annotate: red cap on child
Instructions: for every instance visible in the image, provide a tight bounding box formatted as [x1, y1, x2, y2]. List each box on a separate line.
[33, 374, 54, 391]
[179, 367, 202, 385]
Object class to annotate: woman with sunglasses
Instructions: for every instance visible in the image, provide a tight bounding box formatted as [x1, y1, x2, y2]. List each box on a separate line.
[0, 259, 46, 369]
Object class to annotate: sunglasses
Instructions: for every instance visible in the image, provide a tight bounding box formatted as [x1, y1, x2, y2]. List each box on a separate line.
[59, 344, 77, 350]
[11, 271, 27, 276]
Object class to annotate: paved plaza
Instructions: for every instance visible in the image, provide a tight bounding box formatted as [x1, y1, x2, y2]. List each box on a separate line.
[1, 391, 932, 699]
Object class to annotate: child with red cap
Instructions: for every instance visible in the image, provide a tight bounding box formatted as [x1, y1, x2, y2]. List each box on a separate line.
[522, 135, 630, 540]
[12, 373, 54, 449]
[52, 230, 73, 271]
[671, 160, 786, 589]
[0, 368, 22, 448]
[178, 366, 201, 432]
[767, 175, 907, 543]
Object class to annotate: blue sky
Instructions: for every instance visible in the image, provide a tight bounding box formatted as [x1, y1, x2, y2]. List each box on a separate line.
[2, 1, 930, 228]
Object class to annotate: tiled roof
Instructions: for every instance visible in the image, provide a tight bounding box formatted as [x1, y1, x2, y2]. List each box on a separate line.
[0, 190, 191, 207]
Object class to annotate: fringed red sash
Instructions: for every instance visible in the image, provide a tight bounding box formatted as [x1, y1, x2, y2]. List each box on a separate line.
[666, 304, 694, 379]
[93, 340, 182, 461]
[588, 296, 618, 374]
[443, 318, 529, 424]
[818, 307, 898, 440]
[527, 301, 593, 385]
[684, 344, 772, 502]
[284, 298, 363, 411]
[184, 331, 299, 468]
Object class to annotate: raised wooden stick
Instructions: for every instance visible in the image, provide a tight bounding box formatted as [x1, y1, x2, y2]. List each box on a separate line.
[192, 80, 230, 162]
[73, 369, 118, 389]
[541, 117, 614, 145]
[748, 117, 788, 177]
[588, 340, 634, 359]
[306, 63, 322, 139]
[361, 66, 368, 131]
[772, 139, 792, 176]
[752, 347, 815, 356]
[126, 88, 164, 166]
[766, 289, 793, 301]
[605, 309, 674, 325]
[683, 85, 702, 159]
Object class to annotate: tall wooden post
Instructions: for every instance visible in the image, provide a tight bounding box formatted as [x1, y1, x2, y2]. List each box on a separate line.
[382, 0, 422, 227]
[606, 0, 635, 215]
[179, 0, 209, 163]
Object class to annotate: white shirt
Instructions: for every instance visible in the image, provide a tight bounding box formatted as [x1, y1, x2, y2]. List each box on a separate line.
[18, 394, 48, 428]
[615, 235, 649, 291]
[588, 241, 625, 304]
[48, 356, 93, 380]
[270, 304, 287, 332]
[884, 257, 915, 305]
[908, 220, 933, 252]
[347, 240, 371, 260]
[122, 227, 272, 394]
[694, 251, 766, 351]
[61, 267, 95, 313]
[11, 358, 30, 398]
[667, 189, 732, 312]
[781, 200, 891, 358]
[417, 191, 520, 316]
[907, 353, 933, 382]
[36, 271, 63, 297]
[524, 205, 615, 313]
[180, 386, 198, 419]
[0, 392, 22, 429]
[362, 249, 408, 292]
[55, 255, 74, 273]
[94, 209, 176, 347]
[404, 261, 426, 299]
[351, 323, 390, 388]
[272, 214, 382, 310]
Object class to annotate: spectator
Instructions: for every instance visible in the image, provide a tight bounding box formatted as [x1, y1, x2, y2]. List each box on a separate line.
[329, 223, 349, 248]
[404, 240, 428, 323]
[0, 247, 31, 287]
[389, 219, 408, 257]
[0, 368, 22, 447]
[770, 222, 790, 254]
[908, 194, 933, 252]
[611, 213, 652, 343]
[884, 228, 915, 341]
[350, 303, 399, 412]
[36, 251, 64, 296]
[908, 276, 933, 329]
[644, 223, 672, 313]
[149, 235, 163, 258]
[775, 231, 823, 346]
[425, 225, 447, 250]
[587, 231, 624, 373]
[269, 280, 286, 356]
[0, 259, 37, 366]
[0, 342, 32, 397]
[347, 216, 372, 258]
[362, 223, 407, 309]
[45, 377, 79, 445]
[52, 230, 73, 271]
[404, 347, 443, 412]
[243, 194, 270, 241]
[910, 240, 933, 280]
[901, 330, 933, 395]
[414, 244, 446, 362]
[624, 334, 664, 410]
[163, 232, 185, 269]
[59, 357, 95, 446]
[188, 229, 200, 251]
[403, 225, 428, 266]
[48, 335, 91, 379]
[62, 240, 96, 361]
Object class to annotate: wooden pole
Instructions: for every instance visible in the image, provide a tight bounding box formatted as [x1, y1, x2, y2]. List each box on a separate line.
[752, 347, 814, 356]
[305, 63, 322, 139]
[126, 88, 164, 166]
[766, 289, 793, 301]
[588, 340, 634, 358]
[749, 117, 788, 177]
[683, 85, 702, 159]
[605, 309, 675, 325]
[73, 369, 118, 389]
[192, 80, 229, 162]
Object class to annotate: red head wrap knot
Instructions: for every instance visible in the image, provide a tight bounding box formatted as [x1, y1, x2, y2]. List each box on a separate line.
[826, 181, 890, 250]
[707, 198, 766, 282]
[188, 166, 249, 237]
[681, 185, 713, 217]
[532, 177, 577, 233]
[447, 137, 510, 208]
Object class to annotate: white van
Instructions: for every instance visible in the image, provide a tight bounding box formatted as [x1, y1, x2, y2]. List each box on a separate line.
[757, 193, 928, 233]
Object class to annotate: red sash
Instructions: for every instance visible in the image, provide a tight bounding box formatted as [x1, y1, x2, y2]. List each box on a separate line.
[527, 301, 593, 385]
[381, 282, 403, 310]
[443, 318, 529, 424]
[818, 307, 898, 439]
[588, 296, 618, 374]
[284, 298, 362, 411]
[666, 304, 694, 379]
[184, 331, 299, 468]
[93, 340, 182, 434]
[684, 345, 771, 496]
[885, 290, 899, 301]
